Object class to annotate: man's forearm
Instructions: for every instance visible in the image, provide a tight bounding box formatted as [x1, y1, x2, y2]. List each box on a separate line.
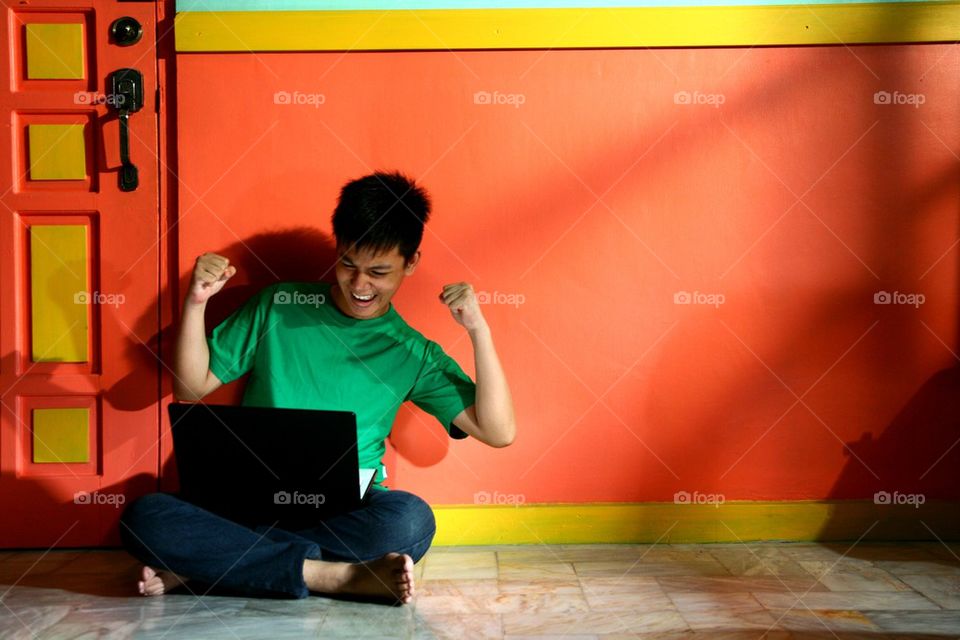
[173, 299, 212, 400]
[469, 324, 516, 446]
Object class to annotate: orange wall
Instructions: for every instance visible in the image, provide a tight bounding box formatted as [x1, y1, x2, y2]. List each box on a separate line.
[174, 45, 960, 504]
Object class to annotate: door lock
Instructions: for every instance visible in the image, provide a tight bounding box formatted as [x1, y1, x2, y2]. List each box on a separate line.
[110, 17, 143, 46]
[108, 68, 144, 192]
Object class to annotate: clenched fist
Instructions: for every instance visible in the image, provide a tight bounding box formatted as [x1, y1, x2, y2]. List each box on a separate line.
[439, 282, 486, 332]
[186, 253, 236, 305]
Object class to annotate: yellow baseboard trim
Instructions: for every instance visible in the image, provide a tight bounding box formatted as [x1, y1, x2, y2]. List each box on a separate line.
[432, 501, 960, 545]
[175, 3, 960, 51]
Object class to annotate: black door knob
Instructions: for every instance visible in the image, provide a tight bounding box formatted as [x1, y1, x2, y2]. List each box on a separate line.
[110, 17, 143, 46]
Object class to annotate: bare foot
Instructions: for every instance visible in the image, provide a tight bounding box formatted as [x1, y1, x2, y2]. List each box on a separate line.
[304, 552, 415, 604]
[137, 565, 188, 596]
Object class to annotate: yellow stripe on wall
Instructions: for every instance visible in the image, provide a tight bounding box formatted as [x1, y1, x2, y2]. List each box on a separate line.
[30, 225, 89, 363]
[433, 501, 960, 544]
[175, 2, 960, 51]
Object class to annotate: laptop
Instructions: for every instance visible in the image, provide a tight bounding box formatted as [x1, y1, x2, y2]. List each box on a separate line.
[169, 403, 377, 527]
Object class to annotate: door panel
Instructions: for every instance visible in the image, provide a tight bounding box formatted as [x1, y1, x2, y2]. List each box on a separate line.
[1, 1, 160, 547]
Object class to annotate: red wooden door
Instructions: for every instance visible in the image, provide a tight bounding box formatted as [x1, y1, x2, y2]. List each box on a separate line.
[0, 1, 161, 546]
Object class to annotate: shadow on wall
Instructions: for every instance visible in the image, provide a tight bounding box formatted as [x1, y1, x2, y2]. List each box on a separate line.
[108, 227, 451, 490]
[818, 364, 960, 544]
[0, 225, 462, 551]
[820, 29, 960, 546]
[625, 37, 960, 542]
[106, 226, 336, 412]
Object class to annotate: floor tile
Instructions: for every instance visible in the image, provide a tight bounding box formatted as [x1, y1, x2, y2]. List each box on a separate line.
[502, 609, 690, 635]
[796, 560, 912, 592]
[578, 576, 673, 611]
[0, 542, 955, 639]
[657, 575, 827, 594]
[766, 608, 883, 633]
[414, 612, 502, 639]
[574, 560, 731, 578]
[754, 590, 941, 611]
[708, 546, 818, 578]
[498, 559, 577, 581]
[422, 550, 498, 580]
[895, 572, 960, 609]
[864, 609, 960, 635]
[0, 605, 72, 640]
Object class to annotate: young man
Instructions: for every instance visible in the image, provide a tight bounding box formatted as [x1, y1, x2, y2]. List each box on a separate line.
[120, 172, 516, 604]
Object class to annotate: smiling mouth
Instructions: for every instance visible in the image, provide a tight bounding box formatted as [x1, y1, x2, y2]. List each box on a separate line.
[351, 291, 376, 304]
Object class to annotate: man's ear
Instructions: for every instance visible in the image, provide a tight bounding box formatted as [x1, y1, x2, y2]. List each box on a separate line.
[404, 250, 421, 275]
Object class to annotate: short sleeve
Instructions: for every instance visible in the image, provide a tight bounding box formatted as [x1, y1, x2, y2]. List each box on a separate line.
[407, 340, 476, 439]
[206, 285, 274, 385]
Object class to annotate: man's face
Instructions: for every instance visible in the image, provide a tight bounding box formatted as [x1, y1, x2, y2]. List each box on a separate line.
[330, 244, 419, 320]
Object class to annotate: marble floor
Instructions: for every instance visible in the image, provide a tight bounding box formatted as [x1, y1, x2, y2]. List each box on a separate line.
[0, 541, 958, 639]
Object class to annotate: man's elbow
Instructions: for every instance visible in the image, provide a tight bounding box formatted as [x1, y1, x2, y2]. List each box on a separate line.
[485, 423, 516, 448]
[489, 436, 515, 448]
[172, 387, 198, 402]
[172, 381, 205, 402]
[173, 370, 220, 402]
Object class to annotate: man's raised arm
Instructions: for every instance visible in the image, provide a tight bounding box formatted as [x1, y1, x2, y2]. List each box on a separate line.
[441, 282, 517, 448]
[172, 253, 235, 401]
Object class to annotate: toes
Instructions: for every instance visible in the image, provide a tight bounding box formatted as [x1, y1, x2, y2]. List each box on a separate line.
[156, 571, 175, 590]
[138, 576, 160, 596]
[140, 565, 169, 596]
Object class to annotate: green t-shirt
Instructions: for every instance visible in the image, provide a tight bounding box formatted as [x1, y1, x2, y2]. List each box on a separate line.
[206, 281, 475, 491]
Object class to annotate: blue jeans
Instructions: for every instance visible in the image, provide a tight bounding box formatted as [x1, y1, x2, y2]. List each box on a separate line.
[119, 489, 436, 599]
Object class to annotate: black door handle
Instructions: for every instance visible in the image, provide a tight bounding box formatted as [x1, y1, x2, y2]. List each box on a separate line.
[108, 68, 144, 192]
